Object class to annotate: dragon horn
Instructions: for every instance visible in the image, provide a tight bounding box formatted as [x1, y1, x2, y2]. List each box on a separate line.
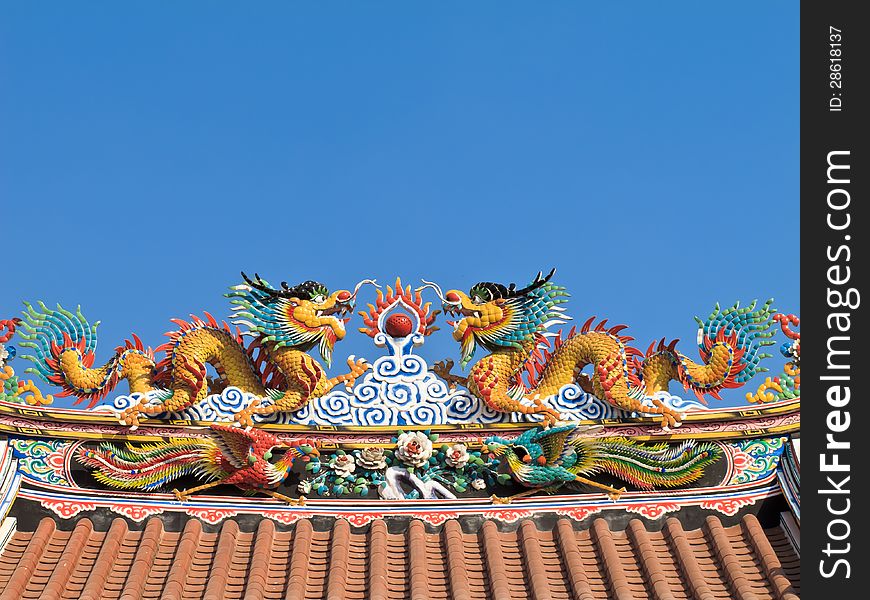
[240, 271, 279, 296]
[416, 280, 448, 304]
[241, 272, 326, 301]
[509, 268, 557, 298]
[350, 279, 380, 299]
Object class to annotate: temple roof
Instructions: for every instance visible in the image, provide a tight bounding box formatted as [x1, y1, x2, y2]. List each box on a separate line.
[0, 513, 799, 600]
[0, 291, 801, 599]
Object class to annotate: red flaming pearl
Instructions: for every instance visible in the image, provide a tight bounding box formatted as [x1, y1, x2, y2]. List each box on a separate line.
[384, 313, 414, 338]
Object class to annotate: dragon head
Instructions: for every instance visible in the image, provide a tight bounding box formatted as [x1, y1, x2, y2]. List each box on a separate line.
[229, 273, 376, 367]
[420, 269, 569, 367]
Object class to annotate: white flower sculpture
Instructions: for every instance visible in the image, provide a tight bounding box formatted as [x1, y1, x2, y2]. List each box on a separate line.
[329, 454, 357, 477]
[358, 447, 388, 470]
[444, 443, 470, 468]
[395, 431, 433, 468]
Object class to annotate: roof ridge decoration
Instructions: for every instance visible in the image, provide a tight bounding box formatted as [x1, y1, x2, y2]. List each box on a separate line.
[8, 271, 797, 428]
[0, 271, 800, 517]
[3, 432, 791, 524]
[0, 318, 53, 407]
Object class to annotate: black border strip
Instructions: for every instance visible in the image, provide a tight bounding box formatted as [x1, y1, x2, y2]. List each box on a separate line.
[802, 1, 868, 595]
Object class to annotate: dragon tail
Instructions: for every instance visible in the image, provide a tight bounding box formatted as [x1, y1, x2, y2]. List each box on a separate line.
[17, 301, 154, 408]
[572, 436, 721, 490]
[640, 299, 778, 402]
[18, 301, 118, 405]
[76, 438, 221, 491]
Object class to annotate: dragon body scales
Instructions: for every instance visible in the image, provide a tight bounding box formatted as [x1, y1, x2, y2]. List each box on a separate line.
[427, 270, 776, 428]
[18, 274, 375, 427]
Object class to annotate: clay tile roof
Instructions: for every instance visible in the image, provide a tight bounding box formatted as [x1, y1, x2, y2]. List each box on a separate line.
[0, 514, 800, 600]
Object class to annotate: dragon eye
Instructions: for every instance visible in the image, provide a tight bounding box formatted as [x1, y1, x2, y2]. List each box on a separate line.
[473, 295, 483, 304]
[312, 295, 326, 304]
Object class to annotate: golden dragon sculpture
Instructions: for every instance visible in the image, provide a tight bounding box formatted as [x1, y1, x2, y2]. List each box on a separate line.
[18, 273, 376, 427]
[423, 269, 776, 429]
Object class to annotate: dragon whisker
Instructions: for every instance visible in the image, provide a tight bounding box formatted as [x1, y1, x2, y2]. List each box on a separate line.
[350, 279, 380, 299]
[416, 280, 448, 304]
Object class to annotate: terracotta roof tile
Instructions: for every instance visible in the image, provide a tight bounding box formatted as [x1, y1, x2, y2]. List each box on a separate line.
[164, 518, 202, 600]
[739, 515, 797, 600]
[0, 517, 56, 600]
[80, 518, 128, 600]
[202, 520, 239, 600]
[0, 514, 800, 600]
[555, 518, 594, 600]
[478, 520, 505, 599]
[119, 518, 163, 600]
[368, 520, 389, 600]
[407, 519, 429, 600]
[286, 518, 313, 600]
[442, 520, 470, 600]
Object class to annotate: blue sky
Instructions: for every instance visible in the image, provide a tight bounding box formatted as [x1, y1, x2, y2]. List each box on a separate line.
[0, 2, 799, 408]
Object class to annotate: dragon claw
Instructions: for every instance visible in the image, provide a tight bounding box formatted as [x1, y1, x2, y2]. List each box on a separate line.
[539, 411, 559, 427]
[233, 399, 261, 428]
[432, 358, 467, 391]
[233, 410, 256, 429]
[346, 356, 367, 371]
[621, 398, 684, 431]
[172, 489, 189, 503]
[335, 357, 370, 392]
[490, 494, 511, 505]
[432, 359, 451, 376]
[658, 410, 683, 430]
[529, 397, 560, 427]
[119, 405, 143, 429]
